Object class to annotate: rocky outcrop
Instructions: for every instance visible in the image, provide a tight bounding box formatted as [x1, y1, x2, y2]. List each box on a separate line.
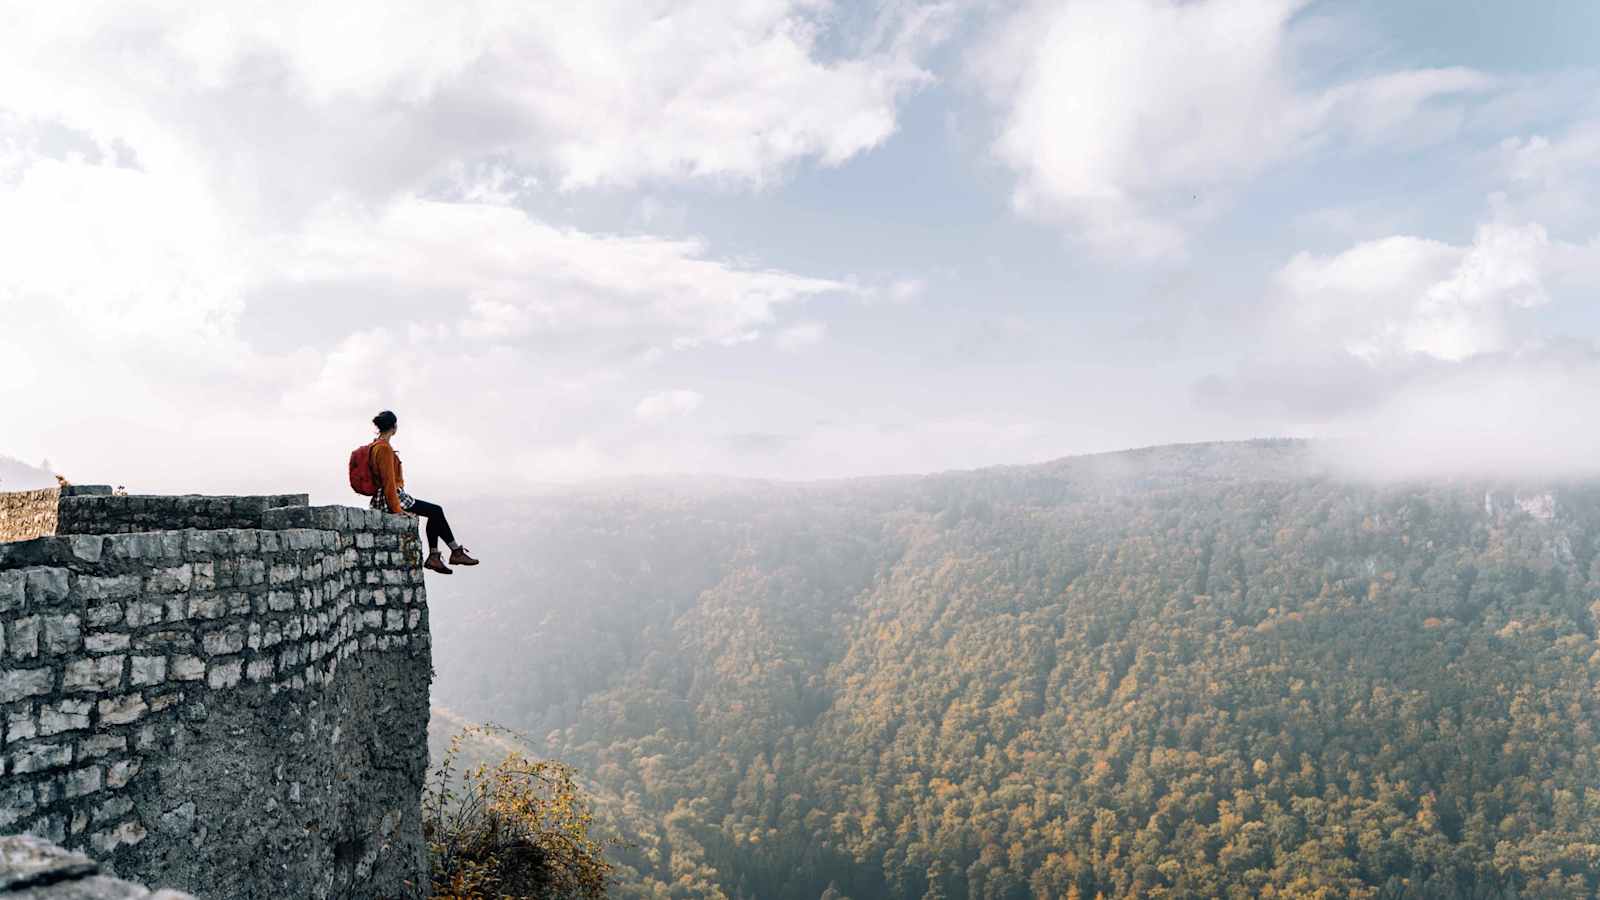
[0, 834, 194, 899]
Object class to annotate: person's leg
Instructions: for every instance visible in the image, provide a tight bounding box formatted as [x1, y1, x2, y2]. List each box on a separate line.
[405, 497, 476, 567]
[407, 499, 449, 553]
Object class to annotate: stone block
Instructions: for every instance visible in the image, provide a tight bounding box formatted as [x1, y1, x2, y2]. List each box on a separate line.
[86, 603, 124, 627]
[78, 733, 127, 759]
[185, 530, 215, 555]
[125, 601, 165, 627]
[202, 626, 245, 657]
[146, 563, 193, 593]
[0, 571, 24, 612]
[238, 559, 266, 584]
[63, 764, 103, 797]
[90, 819, 147, 854]
[39, 699, 92, 736]
[94, 795, 134, 825]
[1, 667, 53, 702]
[106, 758, 140, 788]
[0, 782, 35, 827]
[133, 629, 194, 652]
[295, 529, 325, 550]
[207, 659, 243, 689]
[78, 575, 141, 600]
[159, 532, 186, 560]
[63, 656, 124, 692]
[11, 741, 72, 774]
[26, 568, 70, 605]
[171, 655, 205, 681]
[10, 615, 40, 659]
[247, 659, 275, 682]
[85, 631, 132, 653]
[191, 594, 229, 619]
[159, 800, 197, 836]
[130, 655, 167, 686]
[107, 533, 163, 561]
[97, 695, 148, 726]
[67, 534, 104, 563]
[148, 691, 181, 712]
[6, 706, 38, 744]
[41, 614, 82, 654]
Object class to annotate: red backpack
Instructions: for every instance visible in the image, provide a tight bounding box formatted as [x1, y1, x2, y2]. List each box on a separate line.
[349, 441, 380, 496]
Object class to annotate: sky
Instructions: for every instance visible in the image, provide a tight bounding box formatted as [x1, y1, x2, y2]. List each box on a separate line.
[2, 0, 1598, 499]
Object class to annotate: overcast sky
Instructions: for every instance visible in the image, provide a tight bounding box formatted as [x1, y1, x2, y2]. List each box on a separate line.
[3, 0, 1598, 499]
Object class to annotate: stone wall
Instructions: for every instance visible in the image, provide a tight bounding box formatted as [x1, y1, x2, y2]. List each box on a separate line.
[0, 488, 119, 544]
[0, 492, 57, 545]
[55, 495, 310, 537]
[0, 499, 432, 899]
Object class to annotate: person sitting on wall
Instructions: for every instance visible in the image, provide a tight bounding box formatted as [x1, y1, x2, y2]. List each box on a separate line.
[363, 410, 479, 575]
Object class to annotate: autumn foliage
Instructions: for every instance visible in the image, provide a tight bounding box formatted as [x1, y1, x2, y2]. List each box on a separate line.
[424, 725, 613, 899]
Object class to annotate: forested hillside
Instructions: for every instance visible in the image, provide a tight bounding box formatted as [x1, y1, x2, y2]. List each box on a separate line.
[427, 441, 1600, 899]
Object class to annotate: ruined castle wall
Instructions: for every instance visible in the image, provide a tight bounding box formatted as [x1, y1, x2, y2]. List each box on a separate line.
[0, 492, 58, 545]
[0, 487, 123, 544]
[0, 501, 431, 899]
[55, 494, 311, 536]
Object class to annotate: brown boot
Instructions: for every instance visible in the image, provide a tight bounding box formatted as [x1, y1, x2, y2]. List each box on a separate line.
[448, 546, 479, 566]
[424, 552, 453, 575]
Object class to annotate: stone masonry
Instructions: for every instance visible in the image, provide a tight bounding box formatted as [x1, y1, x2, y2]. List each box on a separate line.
[0, 491, 432, 899]
[0, 488, 117, 545]
[0, 492, 57, 545]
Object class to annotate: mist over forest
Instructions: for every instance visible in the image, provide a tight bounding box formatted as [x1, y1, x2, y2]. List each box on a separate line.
[6, 2, 1600, 897]
[427, 440, 1600, 899]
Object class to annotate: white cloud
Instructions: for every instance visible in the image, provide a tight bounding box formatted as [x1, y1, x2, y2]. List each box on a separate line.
[0, 160, 860, 491]
[887, 277, 927, 303]
[0, 0, 904, 495]
[1317, 355, 1600, 482]
[968, 0, 1494, 259]
[0, 0, 939, 217]
[284, 196, 855, 347]
[1277, 222, 1550, 362]
[0, 156, 252, 346]
[1495, 120, 1600, 233]
[635, 390, 704, 421]
[775, 321, 826, 351]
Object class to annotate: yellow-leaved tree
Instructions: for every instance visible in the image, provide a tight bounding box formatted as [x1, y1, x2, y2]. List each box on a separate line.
[424, 724, 614, 899]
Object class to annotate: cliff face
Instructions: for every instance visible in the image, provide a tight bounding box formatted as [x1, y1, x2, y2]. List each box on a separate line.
[0, 491, 432, 899]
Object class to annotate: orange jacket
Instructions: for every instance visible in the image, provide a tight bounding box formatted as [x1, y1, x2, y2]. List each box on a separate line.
[370, 438, 405, 514]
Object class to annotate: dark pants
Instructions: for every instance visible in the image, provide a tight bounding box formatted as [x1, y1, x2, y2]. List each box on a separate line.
[408, 498, 455, 552]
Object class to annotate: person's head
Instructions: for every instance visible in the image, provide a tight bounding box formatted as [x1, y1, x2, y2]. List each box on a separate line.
[373, 410, 398, 437]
